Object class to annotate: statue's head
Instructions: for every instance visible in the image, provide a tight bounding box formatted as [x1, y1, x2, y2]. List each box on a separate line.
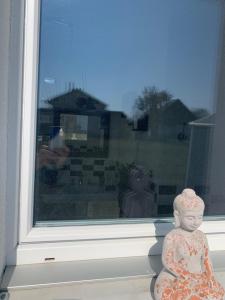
[173, 188, 205, 231]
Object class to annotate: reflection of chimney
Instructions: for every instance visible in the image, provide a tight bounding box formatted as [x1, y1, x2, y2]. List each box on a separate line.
[65, 81, 76, 91]
[65, 82, 69, 91]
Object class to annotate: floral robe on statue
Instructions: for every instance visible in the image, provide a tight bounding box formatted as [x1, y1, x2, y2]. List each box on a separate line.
[154, 229, 225, 300]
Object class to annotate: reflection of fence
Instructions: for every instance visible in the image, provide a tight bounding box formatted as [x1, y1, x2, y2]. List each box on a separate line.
[39, 153, 184, 219]
[58, 159, 180, 217]
[58, 157, 119, 193]
[40, 193, 119, 220]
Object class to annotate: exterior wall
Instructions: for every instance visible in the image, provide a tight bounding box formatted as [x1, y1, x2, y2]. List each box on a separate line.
[0, 0, 25, 273]
[0, 0, 11, 279]
[0, 0, 224, 273]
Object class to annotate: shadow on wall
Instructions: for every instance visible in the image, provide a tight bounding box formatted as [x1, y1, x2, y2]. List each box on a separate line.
[148, 219, 174, 298]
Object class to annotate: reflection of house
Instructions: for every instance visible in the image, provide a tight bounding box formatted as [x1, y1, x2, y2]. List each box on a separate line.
[47, 88, 107, 112]
[185, 114, 215, 196]
[135, 99, 196, 140]
[157, 99, 196, 140]
[38, 89, 110, 157]
[36, 89, 121, 220]
[37, 108, 53, 143]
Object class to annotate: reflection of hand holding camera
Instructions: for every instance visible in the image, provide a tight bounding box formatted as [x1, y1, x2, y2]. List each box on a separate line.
[37, 128, 69, 170]
[37, 145, 69, 170]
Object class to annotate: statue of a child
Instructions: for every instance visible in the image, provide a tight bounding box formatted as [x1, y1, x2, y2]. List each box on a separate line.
[154, 188, 225, 300]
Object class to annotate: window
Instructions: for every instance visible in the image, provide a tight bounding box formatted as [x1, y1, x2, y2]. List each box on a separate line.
[18, 0, 225, 264]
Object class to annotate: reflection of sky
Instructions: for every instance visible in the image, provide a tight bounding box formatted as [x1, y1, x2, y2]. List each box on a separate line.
[38, 0, 224, 115]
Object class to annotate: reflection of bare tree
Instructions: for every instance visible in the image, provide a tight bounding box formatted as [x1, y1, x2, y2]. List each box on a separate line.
[135, 86, 173, 113]
[134, 86, 173, 137]
[134, 86, 209, 120]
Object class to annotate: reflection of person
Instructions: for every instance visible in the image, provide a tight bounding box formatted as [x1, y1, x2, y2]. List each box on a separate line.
[154, 189, 225, 300]
[121, 165, 156, 218]
[36, 128, 69, 185]
[34, 129, 70, 221]
[36, 144, 69, 170]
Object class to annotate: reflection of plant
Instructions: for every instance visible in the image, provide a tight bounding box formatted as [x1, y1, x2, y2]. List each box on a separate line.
[116, 162, 154, 193]
[116, 162, 136, 191]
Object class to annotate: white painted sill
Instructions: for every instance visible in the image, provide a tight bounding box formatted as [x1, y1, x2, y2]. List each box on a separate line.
[2, 252, 225, 291]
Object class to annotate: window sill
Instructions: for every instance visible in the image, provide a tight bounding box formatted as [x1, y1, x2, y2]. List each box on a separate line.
[1, 256, 157, 291]
[2, 251, 225, 291]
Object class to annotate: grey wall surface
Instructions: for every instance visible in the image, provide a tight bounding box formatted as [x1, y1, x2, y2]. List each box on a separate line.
[209, 13, 225, 206]
[0, 0, 11, 279]
[0, 0, 24, 280]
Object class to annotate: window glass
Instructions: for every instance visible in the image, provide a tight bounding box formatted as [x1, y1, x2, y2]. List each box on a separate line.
[34, 0, 225, 225]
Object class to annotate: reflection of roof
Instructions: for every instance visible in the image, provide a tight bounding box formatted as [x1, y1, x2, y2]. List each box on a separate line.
[47, 88, 107, 111]
[189, 114, 215, 127]
[159, 99, 195, 125]
[161, 99, 191, 113]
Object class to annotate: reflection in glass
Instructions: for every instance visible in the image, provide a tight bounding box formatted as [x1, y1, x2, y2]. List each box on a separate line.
[34, 0, 225, 225]
[60, 114, 88, 142]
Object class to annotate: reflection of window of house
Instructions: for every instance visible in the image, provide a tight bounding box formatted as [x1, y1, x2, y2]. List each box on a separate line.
[60, 114, 88, 141]
[12, 0, 225, 265]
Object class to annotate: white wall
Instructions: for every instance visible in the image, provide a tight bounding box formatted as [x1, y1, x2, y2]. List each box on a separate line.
[0, 0, 25, 278]
[0, 0, 10, 279]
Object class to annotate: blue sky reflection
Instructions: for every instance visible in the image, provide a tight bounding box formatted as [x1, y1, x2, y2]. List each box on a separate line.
[38, 0, 224, 116]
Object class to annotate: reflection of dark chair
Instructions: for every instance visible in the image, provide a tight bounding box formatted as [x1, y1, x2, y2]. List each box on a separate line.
[154, 184, 177, 216]
[120, 165, 156, 218]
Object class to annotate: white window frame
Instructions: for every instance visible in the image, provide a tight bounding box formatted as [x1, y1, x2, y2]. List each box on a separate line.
[16, 0, 225, 265]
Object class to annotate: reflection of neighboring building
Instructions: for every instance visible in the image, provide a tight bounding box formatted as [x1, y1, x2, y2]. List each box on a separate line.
[157, 99, 196, 140]
[186, 114, 215, 198]
[38, 88, 110, 157]
[37, 108, 53, 144]
[135, 99, 196, 140]
[131, 100, 197, 215]
[48, 88, 107, 111]
[37, 89, 121, 220]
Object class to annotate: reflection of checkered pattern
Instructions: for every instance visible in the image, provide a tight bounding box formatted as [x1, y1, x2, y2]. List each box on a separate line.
[58, 158, 118, 191]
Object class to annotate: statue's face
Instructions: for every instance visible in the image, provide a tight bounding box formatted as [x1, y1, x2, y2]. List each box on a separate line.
[179, 209, 203, 231]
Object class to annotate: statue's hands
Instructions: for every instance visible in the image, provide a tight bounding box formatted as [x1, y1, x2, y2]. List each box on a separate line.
[191, 273, 222, 290]
[208, 276, 221, 289]
[191, 273, 203, 280]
